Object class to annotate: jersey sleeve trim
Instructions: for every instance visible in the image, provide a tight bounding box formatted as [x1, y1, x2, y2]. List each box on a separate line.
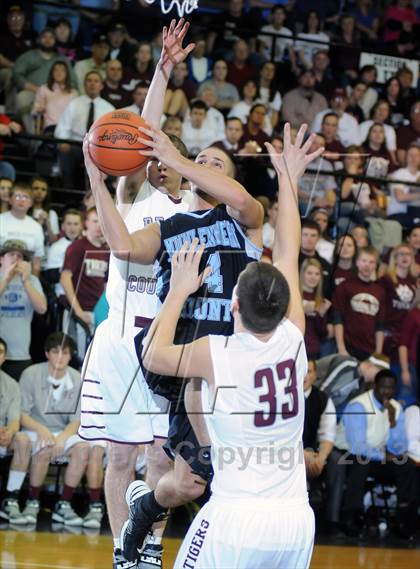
[231, 218, 262, 260]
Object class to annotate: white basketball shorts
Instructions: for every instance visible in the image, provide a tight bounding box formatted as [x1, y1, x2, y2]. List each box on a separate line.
[23, 430, 106, 458]
[78, 318, 170, 444]
[174, 496, 314, 569]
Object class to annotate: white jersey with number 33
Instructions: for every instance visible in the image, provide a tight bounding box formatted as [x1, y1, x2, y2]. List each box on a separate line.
[203, 318, 308, 501]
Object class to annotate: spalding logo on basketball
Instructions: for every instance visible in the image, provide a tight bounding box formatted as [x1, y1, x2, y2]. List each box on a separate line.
[87, 110, 152, 177]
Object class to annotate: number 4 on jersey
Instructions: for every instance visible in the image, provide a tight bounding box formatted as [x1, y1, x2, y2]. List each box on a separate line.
[204, 252, 223, 293]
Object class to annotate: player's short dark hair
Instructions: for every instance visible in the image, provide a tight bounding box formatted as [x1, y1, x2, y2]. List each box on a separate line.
[236, 262, 290, 334]
[44, 332, 76, 355]
[301, 219, 321, 234]
[167, 134, 188, 158]
[374, 368, 397, 386]
[0, 337, 7, 354]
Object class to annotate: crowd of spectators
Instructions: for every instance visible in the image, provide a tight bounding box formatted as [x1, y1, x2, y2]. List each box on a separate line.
[0, 0, 419, 541]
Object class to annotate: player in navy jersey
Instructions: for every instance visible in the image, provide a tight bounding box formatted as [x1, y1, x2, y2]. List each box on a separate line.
[120, 124, 323, 567]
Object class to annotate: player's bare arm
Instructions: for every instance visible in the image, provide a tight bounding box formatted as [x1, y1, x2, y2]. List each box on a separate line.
[138, 125, 264, 229]
[143, 239, 214, 383]
[268, 123, 324, 335]
[116, 18, 194, 215]
[84, 139, 161, 264]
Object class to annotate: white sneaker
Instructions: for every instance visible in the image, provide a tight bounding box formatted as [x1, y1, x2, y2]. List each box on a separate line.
[0, 497, 27, 525]
[82, 502, 104, 529]
[52, 500, 83, 526]
[22, 499, 40, 524]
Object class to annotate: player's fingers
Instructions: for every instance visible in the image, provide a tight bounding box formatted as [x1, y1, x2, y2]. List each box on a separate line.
[295, 124, 307, 149]
[179, 240, 190, 261]
[168, 19, 176, 35]
[264, 142, 275, 156]
[199, 265, 212, 285]
[137, 125, 155, 138]
[183, 43, 196, 57]
[175, 18, 185, 35]
[162, 26, 167, 40]
[306, 146, 324, 163]
[187, 237, 199, 263]
[301, 132, 316, 155]
[283, 122, 291, 149]
[178, 20, 190, 41]
[137, 136, 154, 148]
[172, 250, 179, 269]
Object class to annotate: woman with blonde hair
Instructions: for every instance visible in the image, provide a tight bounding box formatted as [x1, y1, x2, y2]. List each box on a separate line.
[300, 258, 332, 359]
[378, 242, 418, 363]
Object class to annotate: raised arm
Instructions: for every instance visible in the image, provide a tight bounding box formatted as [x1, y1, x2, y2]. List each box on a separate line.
[142, 240, 213, 382]
[269, 123, 324, 334]
[138, 125, 264, 229]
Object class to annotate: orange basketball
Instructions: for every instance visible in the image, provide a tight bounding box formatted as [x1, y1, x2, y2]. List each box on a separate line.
[87, 110, 152, 176]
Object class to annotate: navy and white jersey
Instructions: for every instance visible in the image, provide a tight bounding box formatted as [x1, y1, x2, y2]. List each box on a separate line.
[156, 204, 262, 341]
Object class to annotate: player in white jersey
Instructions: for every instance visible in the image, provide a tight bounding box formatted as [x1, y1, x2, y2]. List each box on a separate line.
[78, 20, 195, 569]
[121, 124, 322, 568]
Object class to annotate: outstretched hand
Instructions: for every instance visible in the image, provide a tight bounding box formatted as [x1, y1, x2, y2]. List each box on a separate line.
[137, 124, 181, 169]
[170, 238, 211, 297]
[83, 135, 106, 187]
[265, 123, 324, 182]
[159, 19, 195, 78]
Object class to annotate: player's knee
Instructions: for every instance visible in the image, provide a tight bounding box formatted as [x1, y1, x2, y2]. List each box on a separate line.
[177, 472, 206, 502]
[107, 442, 138, 471]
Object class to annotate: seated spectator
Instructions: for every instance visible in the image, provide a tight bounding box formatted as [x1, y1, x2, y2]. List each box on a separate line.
[331, 234, 357, 289]
[45, 209, 84, 297]
[0, 5, 34, 113]
[312, 50, 336, 101]
[164, 62, 198, 118]
[32, 61, 78, 133]
[122, 42, 155, 92]
[359, 100, 397, 164]
[310, 207, 335, 263]
[199, 60, 239, 114]
[282, 70, 328, 130]
[124, 80, 150, 115]
[396, 67, 416, 119]
[256, 62, 281, 135]
[60, 208, 109, 358]
[295, 10, 330, 70]
[74, 33, 109, 95]
[212, 116, 244, 160]
[320, 112, 346, 163]
[358, 65, 379, 120]
[0, 183, 44, 276]
[398, 298, 420, 406]
[299, 219, 332, 298]
[101, 59, 131, 109]
[30, 177, 60, 248]
[300, 259, 331, 359]
[396, 100, 420, 165]
[382, 76, 406, 127]
[383, 0, 418, 55]
[379, 243, 418, 365]
[193, 85, 226, 142]
[330, 14, 361, 81]
[363, 123, 396, 177]
[239, 103, 270, 150]
[13, 28, 76, 133]
[55, 71, 114, 189]
[258, 5, 294, 64]
[0, 114, 22, 180]
[0, 337, 20, 461]
[0, 240, 47, 380]
[229, 80, 274, 136]
[311, 88, 360, 147]
[262, 198, 278, 252]
[181, 99, 221, 157]
[187, 34, 212, 85]
[303, 360, 336, 482]
[161, 116, 183, 139]
[333, 246, 385, 360]
[54, 18, 78, 64]
[0, 177, 12, 213]
[226, 39, 258, 91]
[298, 134, 337, 215]
[405, 403, 420, 463]
[335, 370, 417, 539]
[107, 22, 136, 67]
[351, 0, 381, 44]
[387, 144, 420, 228]
[346, 80, 368, 124]
[351, 224, 370, 248]
[0, 332, 106, 528]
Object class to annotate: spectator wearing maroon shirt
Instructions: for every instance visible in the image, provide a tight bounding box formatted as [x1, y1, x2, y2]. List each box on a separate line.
[397, 101, 420, 164]
[321, 112, 346, 163]
[379, 243, 418, 363]
[226, 40, 258, 92]
[407, 224, 420, 267]
[300, 258, 331, 359]
[60, 208, 109, 358]
[101, 59, 131, 109]
[398, 301, 420, 405]
[121, 42, 154, 93]
[299, 219, 332, 298]
[333, 246, 385, 360]
[331, 234, 357, 290]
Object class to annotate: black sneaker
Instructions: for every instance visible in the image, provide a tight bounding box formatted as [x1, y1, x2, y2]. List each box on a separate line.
[120, 481, 166, 563]
[137, 543, 163, 568]
[113, 548, 138, 569]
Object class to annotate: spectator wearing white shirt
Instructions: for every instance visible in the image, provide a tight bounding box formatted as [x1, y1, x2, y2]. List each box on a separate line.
[229, 79, 275, 136]
[295, 10, 330, 70]
[55, 71, 114, 188]
[74, 33, 109, 95]
[0, 183, 44, 276]
[358, 65, 379, 120]
[359, 100, 397, 164]
[196, 86, 226, 142]
[311, 88, 360, 147]
[387, 144, 420, 227]
[258, 5, 294, 64]
[182, 99, 221, 157]
[257, 62, 281, 136]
